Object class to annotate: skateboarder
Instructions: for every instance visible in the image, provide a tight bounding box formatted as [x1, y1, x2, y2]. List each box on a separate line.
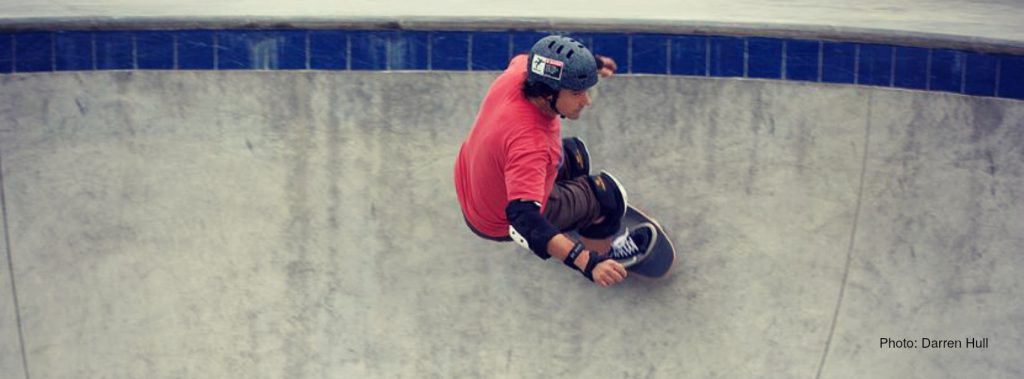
[454, 35, 656, 287]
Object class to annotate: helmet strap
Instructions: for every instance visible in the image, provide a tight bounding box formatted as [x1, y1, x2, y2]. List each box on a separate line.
[548, 91, 566, 119]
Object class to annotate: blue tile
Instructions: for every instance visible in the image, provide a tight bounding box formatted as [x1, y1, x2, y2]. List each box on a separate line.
[999, 55, 1024, 100]
[135, 31, 175, 69]
[14, 32, 53, 72]
[747, 37, 782, 79]
[930, 49, 964, 93]
[857, 44, 892, 86]
[631, 34, 669, 74]
[389, 31, 428, 70]
[217, 30, 250, 68]
[276, 31, 307, 70]
[55, 32, 93, 71]
[709, 36, 743, 77]
[95, 31, 134, 70]
[512, 31, 547, 56]
[822, 42, 856, 84]
[215, 31, 248, 69]
[350, 31, 389, 70]
[893, 46, 928, 90]
[431, 31, 469, 70]
[785, 39, 819, 81]
[670, 35, 706, 76]
[471, 32, 510, 71]
[588, 33, 628, 73]
[309, 30, 347, 70]
[0, 34, 10, 73]
[177, 30, 215, 69]
[963, 52, 998, 97]
[217, 30, 306, 70]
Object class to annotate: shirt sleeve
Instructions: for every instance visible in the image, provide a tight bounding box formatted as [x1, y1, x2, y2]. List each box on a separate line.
[504, 131, 550, 204]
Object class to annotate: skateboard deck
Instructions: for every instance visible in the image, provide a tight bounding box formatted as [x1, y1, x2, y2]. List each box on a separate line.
[618, 205, 676, 278]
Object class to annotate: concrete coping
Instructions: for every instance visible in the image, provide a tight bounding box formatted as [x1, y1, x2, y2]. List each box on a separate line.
[1, 16, 1023, 56]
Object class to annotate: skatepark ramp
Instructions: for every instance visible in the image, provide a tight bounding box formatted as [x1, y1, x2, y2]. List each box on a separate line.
[2, 11, 1023, 379]
[3, 66, 1022, 379]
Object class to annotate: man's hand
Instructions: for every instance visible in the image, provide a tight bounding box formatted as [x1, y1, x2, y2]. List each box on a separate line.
[591, 259, 628, 287]
[596, 55, 618, 78]
[574, 251, 627, 287]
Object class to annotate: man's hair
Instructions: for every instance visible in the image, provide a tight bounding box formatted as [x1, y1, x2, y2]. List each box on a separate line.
[522, 80, 558, 98]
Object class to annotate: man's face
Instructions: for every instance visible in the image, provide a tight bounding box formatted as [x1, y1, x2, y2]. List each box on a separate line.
[556, 88, 593, 120]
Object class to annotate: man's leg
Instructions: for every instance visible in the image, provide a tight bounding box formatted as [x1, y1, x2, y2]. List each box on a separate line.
[544, 172, 629, 255]
[547, 137, 628, 254]
[544, 176, 609, 253]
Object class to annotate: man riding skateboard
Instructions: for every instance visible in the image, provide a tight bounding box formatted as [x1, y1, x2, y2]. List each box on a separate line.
[454, 35, 658, 287]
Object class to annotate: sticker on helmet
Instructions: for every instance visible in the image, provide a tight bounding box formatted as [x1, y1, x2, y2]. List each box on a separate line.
[531, 54, 564, 81]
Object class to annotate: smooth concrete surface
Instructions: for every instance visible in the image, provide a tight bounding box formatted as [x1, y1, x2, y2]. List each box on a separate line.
[1, 1, 1023, 45]
[1, 188, 27, 379]
[0, 71, 1022, 378]
[820, 91, 1024, 378]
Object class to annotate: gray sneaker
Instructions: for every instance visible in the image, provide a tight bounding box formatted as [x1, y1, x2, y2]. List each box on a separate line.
[607, 223, 657, 267]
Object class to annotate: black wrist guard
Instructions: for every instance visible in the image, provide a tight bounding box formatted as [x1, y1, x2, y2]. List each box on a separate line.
[563, 241, 608, 281]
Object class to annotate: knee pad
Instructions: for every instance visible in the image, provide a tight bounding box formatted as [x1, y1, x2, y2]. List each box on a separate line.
[580, 171, 628, 239]
[559, 137, 591, 180]
[587, 171, 628, 221]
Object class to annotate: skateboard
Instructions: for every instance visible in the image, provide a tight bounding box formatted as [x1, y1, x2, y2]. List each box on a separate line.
[617, 205, 676, 278]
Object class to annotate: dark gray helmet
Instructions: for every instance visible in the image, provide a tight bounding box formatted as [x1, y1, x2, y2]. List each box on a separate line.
[527, 35, 599, 91]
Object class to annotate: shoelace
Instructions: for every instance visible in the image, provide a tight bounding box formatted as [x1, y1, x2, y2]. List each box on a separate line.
[609, 233, 641, 259]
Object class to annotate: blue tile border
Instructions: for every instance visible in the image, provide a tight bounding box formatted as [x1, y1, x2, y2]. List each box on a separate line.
[964, 52, 997, 96]
[894, 46, 928, 90]
[0, 33, 11, 73]
[632, 34, 669, 74]
[14, 32, 53, 72]
[390, 31, 428, 70]
[136, 31, 175, 69]
[512, 31, 546, 56]
[217, 30, 306, 70]
[1000, 55, 1024, 100]
[95, 31, 134, 70]
[822, 42, 856, 84]
[55, 31, 93, 71]
[709, 36, 744, 77]
[1, 28, 1023, 101]
[178, 30, 215, 69]
[350, 30, 389, 70]
[857, 44, 893, 86]
[785, 39, 819, 81]
[930, 49, 965, 93]
[309, 30, 347, 70]
[747, 37, 783, 79]
[431, 31, 469, 71]
[670, 35, 707, 76]
[470, 31, 509, 71]
[587, 33, 629, 73]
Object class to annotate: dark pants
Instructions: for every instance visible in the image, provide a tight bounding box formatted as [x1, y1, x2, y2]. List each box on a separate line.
[543, 176, 605, 233]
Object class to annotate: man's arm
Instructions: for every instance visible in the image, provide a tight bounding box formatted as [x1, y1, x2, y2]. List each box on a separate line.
[595, 55, 617, 78]
[546, 232, 627, 287]
[506, 200, 626, 287]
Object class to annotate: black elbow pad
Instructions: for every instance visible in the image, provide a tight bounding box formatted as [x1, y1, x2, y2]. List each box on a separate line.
[506, 200, 559, 259]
